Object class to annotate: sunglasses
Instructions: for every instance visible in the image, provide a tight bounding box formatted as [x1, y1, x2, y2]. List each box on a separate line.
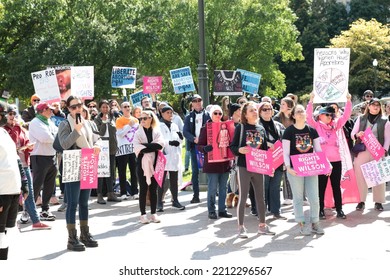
[213, 112, 222, 116]
[261, 108, 272, 112]
[8, 112, 17, 116]
[138, 117, 151, 121]
[239, 101, 246, 105]
[192, 99, 202, 103]
[88, 105, 96, 108]
[323, 113, 334, 117]
[33, 99, 40, 102]
[69, 103, 83, 110]
[123, 105, 130, 109]
[365, 95, 373, 98]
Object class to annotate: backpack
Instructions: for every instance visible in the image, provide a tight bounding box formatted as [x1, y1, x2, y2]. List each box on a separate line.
[53, 120, 70, 153]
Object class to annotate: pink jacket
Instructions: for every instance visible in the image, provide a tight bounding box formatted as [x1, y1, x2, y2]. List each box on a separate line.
[306, 101, 352, 162]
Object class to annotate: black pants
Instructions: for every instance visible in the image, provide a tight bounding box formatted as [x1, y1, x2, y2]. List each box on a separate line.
[31, 155, 57, 211]
[98, 154, 116, 195]
[319, 161, 343, 211]
[158, 171, 179, 207]
[116, 153, 138, 196]
[137, 164, 157, 215]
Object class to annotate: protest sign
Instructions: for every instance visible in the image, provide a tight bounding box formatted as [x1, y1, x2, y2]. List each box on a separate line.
[111, 66, 137, 88]
[206, 120, 235, 163]
[143, 76, 162, 94]
[48, 65, 72, 101]
[50, 116, 65, 127]
[214, 70, 242, 96]
[154, 150, 167, 188]
[245, 147, 273, 175]
[361, 127, 386, 161]
[2, 90, 10, 99]
[129, 91, 151, 107]
[313, 48, 350, 103]
[31, 68, 61, 103]
[169, 66, 195, 94]
[80, 148, 99, 189]
[71, 66, 94, 99]
[237, 69, 261, 95]
[360, 156, 390, 188]
[97, 140, 110, 178]
[290, 152, 331, 177]
[270, 140, 284, 170]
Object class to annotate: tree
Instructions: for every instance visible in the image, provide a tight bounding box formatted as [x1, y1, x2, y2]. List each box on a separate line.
[329, 19, 390, 97]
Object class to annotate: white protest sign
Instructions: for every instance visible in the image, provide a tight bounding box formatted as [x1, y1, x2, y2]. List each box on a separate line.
[360, 156, 390, 188]
[313, 48, 350, 103]
[31, 68, 61, 102]
[71, 66, 94, 99]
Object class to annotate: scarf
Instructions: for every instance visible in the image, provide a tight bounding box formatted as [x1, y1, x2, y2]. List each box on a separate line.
[36, 114, 49, 126]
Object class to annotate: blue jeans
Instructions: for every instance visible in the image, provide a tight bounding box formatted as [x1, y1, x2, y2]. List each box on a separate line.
[287, 173, 319, 224]
[64, 181, 91, 224]
[264, 168, 283, 215]
[184, 150, 191, 170]
[23, 167, 40, 224]
[190, 149, 199, 198]
[207, 173, 229, 213]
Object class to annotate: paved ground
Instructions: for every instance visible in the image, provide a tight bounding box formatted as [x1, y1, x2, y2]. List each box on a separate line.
[4, 184, 390, 279]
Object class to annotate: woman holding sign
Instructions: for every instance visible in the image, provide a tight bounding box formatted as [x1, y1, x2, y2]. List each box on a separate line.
[230, 102, 275, 238]
[351, 98, 390, 211]
[58, 95, 102, 251]
[307, 92, 352, 219]
[282, 104, 325, 236]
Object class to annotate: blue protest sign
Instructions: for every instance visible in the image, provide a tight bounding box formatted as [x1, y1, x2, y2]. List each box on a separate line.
[237, 69, 261, 95]
[111, 66, 137, 89]
[169, 66, 195, 94]
[129, 91, 150, 107]
[51, 116, 65, 127]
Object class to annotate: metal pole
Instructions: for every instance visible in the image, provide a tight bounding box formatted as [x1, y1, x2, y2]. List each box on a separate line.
[197, 0, 209, 106]
[374, 67, 377, 95]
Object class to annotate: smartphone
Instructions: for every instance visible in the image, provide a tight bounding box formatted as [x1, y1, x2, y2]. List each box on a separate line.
[76, 113, 81, 124]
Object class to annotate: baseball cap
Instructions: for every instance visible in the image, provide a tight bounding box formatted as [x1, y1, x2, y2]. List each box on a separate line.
[36, 103, 55, 112]
[369, 98, 381, 105]
[192, 94, 202, 102]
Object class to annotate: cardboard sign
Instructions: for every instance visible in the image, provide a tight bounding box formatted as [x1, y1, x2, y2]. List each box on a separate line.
[143, 76, 162, 94]
[313, 48, 350, 103]
[214, 70, 242, 96]
[154, 150, 167, 188]
[31, 68, 61, 103]
[360, 156, 390, 188]
[169, 66, 195, 94]
[80, 148, 98, 189]
[129, 91, 151, 107]
[206, 120, 235, 162]
[71, 66, 94, 99]
[245, 147, 273, 175]
[237, 68, 261, 95]
[111, 66, 137, 88]
[290, 152, 331, 177]
[361, 127, 386, 161]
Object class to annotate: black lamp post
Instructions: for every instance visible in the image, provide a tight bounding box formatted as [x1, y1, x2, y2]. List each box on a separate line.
[197, 0, 209, 106]
[373, 59, 378, 96]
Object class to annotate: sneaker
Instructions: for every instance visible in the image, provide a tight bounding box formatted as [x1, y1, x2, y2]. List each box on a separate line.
[32, 222, 51, 230]
[299, 222, 311, 236]
[282, 199, 293, 205]
[319, 210, 326, 220]
[237, 226, 248, 239]
[190, 197, 200, 203]
[208, 212, 218, 219]
[130, 194, 139, 200]
[40, 210, 56, 221]
[258, 224, 276, 235]
[120, 194, 128, 200]
[172, 201, 185, 210]
[20, 211, 30, 224]
[336, 210, 346, 219]
[311, 222, 325, 235]
[273, 214, 287, 220]
[150, 214, 161, 223]
[140, 214, 150, 224]
[356, 202, 365, 211]
[250, 209, 258, 216]
[374, 203, 384, 211]
[57, 202, 67, 212]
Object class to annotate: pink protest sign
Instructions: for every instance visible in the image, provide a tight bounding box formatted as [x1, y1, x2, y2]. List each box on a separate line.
[143, 76, 162, 94]
[361, 127, 385, 161]
[270, 140, 283, 170]
[154, 150, 167, 188]
[245, 147, 273, 175]
[207, 120, 235, 162]
[290, 152, 331, 177]
[80, 148, 99, 189]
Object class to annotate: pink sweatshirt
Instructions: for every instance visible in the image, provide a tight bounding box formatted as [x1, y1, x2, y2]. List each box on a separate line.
[306, 100, 352, 162]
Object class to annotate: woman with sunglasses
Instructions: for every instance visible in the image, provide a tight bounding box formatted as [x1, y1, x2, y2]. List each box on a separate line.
[282, 104, 324, 236]
[307, 92, 352, 220]
[133, 110, 164, 224]
[57, 95, 101, 251]
[197, 105, 232, 220]
[230, 101, 275, 238]
[258, 102, 286, 220]
[351, 98, 390, 211]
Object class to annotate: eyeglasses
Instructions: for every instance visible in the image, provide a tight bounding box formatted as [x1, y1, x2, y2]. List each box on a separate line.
[69, 103, 83, 110]
[261, 108, 272, 112]
[192, 99, 202, 103]
[365, 95, 373, 98]
[138, 117, 151, 121]
[239, 101, 246, 105]
[8, 112, 17, 116]
[88, 105, 96, 108]
[33, 99, 40, 102]
[213, 112, 222, 116]
[123, 105, 130, 109]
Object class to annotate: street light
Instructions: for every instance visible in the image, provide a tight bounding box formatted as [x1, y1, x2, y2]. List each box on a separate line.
[373, 59, 378, 95]
[197, 0, 209, 106]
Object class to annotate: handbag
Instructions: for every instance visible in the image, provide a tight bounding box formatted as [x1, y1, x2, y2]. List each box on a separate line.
[229, 124, 244, 192]
[351, 141, 366, 157]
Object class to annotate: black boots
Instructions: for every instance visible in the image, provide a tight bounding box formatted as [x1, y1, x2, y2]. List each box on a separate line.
[0, 248, 8, 260]
[80, 226, 98, 248]
[67, 228, 85, 251]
